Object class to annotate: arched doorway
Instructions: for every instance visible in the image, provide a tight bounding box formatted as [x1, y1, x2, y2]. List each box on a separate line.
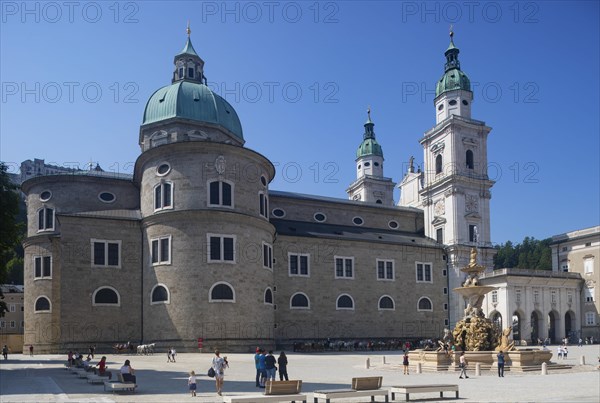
[565, 311, 576, 343]
[491, 311, 502, 330]
[531, 311, 540, 344]
[548, 311, 558, 344]
[512, 312, 521, 344]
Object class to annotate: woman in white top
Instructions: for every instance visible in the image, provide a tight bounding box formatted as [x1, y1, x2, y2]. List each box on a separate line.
[120, 359, 136, 383]
[212, 350, 228, 396]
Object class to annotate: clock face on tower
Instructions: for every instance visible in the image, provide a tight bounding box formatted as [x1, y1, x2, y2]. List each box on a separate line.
[465, 194, 479, 212]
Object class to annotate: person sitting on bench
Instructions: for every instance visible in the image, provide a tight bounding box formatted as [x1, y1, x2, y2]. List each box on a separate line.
[120, 359, 136, 383]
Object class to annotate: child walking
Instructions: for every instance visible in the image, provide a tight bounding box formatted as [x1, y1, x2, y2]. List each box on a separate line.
[188, 370, 197, 397]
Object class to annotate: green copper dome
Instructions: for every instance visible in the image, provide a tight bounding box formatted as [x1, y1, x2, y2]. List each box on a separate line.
[142, 77, 243, 140]
[435, 34, 471, 98]
[356, 114, 383, 158]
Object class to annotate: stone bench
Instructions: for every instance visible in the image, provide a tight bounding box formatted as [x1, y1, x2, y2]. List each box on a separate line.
[313, 376, 388, 403]
[222, 380, 306, 403]
[389, 384, 459, 401]
[104, 373, 137, 393]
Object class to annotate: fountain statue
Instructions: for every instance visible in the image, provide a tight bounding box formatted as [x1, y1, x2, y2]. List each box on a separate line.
[452, 247, 504, 351]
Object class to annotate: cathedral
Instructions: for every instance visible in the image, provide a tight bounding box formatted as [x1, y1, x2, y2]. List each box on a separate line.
[23, 30, 497, 353]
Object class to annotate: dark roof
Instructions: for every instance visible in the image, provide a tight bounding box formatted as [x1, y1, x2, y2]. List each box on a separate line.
[272, 219, 439, 248]
[59, 209, 141, 221]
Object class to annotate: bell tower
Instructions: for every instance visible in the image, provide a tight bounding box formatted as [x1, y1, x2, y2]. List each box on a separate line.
[346, 108, 395, 205]
[419, 30, 496, 327]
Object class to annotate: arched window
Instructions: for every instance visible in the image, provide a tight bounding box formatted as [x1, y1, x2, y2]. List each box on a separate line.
[336, 294, 354, 310]
[290, 293, 310, 309]
[154, 182, 173, 211]
[417, 297, 433, 311]
[378, 295, 395, 310]
[34, 296, 51, 312]
[92, 287, 120, 306]
[466, 150, 474, 169]
[208, 180, 233, 207]
[151, 284, 170, 304]
[435, 155, 443, 174]
[264, 288, 273, 304]
[210, 282, 235, 302]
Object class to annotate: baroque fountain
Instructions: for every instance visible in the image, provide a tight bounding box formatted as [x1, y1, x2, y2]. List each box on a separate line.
[411, 248, 552, 372]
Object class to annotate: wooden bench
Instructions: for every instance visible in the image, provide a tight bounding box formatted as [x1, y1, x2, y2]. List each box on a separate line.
[389, 384, 459, 401]
[222, 380, 306, 403]
[313, 377, 388, 403]
[104, 373, 137, 393]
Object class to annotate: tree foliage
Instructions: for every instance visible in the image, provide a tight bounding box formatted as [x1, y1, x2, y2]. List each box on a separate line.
[493, 236, 552, 270]
[0, 162, 25, 316]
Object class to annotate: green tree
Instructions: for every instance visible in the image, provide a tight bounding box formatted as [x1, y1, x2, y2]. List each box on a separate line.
[493, 236, 552, 270]
[0, 162, 24, 316]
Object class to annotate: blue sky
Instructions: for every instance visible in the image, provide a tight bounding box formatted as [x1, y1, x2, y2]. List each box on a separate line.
[1, 1, 599, 245]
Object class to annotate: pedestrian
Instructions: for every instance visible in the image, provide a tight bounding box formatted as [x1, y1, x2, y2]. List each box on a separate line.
[120, 359, 137, 383]
[167, 347, 173, 363]
[67, 350, 74, 367]
[458, 352, 469, 379]
[212, 349, 228, 396]
[557, 345, 563, 360]
[29, 345, 34, 356]
[265, 350, 277, 382]
[2, 345, 8, 360]
[277, 351, 289, 381]
[89, 345, 95, 359]
[563, 346, 568, 359]
[254, 347, 261, 387]
[497, 351, 505, 377]
[188, 370, 197, 397]
[257, 349, 267, 388]
[578, 338, 583, 347]
[403, 351, 409, 375]
[171, 347, 177, 362]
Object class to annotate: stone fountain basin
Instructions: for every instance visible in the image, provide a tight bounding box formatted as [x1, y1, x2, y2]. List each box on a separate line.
[453, 286, 497, 298]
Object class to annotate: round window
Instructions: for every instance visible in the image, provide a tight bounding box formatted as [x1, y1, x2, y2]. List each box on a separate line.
[374, 162, 380, 167]
[260, 176, 267, 186]
[449, 100, 457, 106]
[314, 213, 326, 222]
[438, 104, 444, 111]
[98, 192, 116, 203]
[353, 216, 364, 226]
[388, 220, 399, 229]
[40, 190, 52, 202]
[462, 100, 469, 106]
[156, 163, 171, 176]
[357, 165, 361, 169]
[272, 208, 285, 218]
[364, 162, 371, 167]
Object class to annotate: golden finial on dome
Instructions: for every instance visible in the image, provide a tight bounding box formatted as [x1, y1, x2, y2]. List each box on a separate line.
[186, 21, 191, 37]
[367, 106, 371, 121]
[449, 24, 454, 39]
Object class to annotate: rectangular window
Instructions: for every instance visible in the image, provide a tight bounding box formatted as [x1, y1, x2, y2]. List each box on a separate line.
[377, 259, 394, 280]
[443, 287, 448, 295]
[207, 234, 236, 263]
[492, 290, 498, 303]
[551, 290, 557, 303]
[585, 287, 595, 302]
[469, 225, 477, 242]
[289, 253, 309, 277]
[91, 239, 121, 268]
[0, 321, 4, 328]
[188, 67, 194, 78]
[151, 236, 172, 265]
[9, 304, 15, 312]
[259, 193, 268, 218]
[154, 182, 173, 211]
[516, 289, 521, 303]
[584, 259, 594, 274]
[586, 312, 596, 326]
[38, 208, 54, 231]
[533, 290, 539, 303]
[416, 262, 432, 283]
[444, 303, 448, 311]
[34, 256, 52, 279]
[334, 257, 354, 279]
[567, 291, 573, 304]
[262, 243, 273, 269]
[10, 321, 15, 328]
[436, 228, 443, 243]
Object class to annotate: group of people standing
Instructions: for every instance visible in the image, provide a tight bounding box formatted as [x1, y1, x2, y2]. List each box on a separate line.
[254, 348, 289, 387]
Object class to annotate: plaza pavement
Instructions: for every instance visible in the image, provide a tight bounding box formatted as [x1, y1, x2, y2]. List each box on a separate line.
[1, 345, 599, 402]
